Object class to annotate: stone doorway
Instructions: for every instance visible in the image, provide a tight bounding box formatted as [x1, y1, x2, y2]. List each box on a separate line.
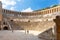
[3, 26, 9, 30]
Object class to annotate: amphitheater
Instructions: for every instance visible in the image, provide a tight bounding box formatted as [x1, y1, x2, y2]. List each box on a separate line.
[0, 1, 60, 40]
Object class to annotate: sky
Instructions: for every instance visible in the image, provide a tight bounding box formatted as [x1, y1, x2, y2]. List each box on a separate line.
[2, 0, 58, 12]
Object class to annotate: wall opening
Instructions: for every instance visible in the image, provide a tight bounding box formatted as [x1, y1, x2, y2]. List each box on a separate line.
[3, 26, 9, 30]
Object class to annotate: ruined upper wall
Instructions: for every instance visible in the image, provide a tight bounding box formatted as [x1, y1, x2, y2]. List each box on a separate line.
[2, 6, 60, 16]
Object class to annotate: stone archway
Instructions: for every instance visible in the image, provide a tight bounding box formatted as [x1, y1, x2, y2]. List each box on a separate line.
[3, 26, 9, 30]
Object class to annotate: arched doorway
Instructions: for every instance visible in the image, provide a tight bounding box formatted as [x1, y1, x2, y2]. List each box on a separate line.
[3, 26, 9, 30]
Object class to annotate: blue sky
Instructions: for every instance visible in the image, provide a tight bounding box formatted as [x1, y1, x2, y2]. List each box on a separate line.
[2, 0, 58, 12]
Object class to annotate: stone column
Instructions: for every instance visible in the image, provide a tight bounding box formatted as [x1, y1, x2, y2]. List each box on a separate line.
[54, 16, 60, 40]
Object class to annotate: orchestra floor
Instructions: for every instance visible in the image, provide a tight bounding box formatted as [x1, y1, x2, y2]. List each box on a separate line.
[0, 30, 45, 40]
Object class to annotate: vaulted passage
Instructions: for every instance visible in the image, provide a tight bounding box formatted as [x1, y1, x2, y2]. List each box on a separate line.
[3, 26, 9, 30]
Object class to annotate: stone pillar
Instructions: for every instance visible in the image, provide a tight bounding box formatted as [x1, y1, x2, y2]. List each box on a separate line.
[54, 16, 60, 40]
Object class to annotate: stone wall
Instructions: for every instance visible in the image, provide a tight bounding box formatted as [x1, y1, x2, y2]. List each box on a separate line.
[0, 1, 2, 21]
[2, 6, 60, 16]
[54, 16, 60, 40]
[38, 28, 55, 40]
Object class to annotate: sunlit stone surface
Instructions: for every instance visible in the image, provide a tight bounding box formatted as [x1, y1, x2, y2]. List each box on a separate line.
[0, 30, 44, 40]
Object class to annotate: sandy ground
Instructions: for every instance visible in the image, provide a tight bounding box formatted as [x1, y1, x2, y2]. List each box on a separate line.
[0, 30, 44, 40]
